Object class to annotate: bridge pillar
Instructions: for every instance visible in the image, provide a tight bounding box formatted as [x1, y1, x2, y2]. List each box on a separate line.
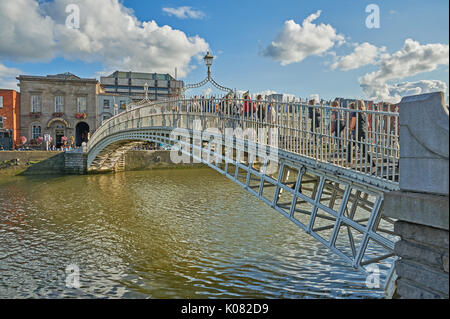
[384, 92, 449, 298]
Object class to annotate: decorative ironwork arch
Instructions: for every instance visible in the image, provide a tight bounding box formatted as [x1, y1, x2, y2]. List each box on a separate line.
[184, 52, 233, 95]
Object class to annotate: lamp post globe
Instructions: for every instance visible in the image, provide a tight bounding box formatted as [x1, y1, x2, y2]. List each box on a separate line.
[204, 51, 214, 68]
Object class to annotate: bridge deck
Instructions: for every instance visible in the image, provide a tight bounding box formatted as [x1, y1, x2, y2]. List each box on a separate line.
[89, 97, 399, 190]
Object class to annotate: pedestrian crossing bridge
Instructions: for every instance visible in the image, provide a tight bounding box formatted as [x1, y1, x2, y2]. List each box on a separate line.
[86, 96, 401, 291]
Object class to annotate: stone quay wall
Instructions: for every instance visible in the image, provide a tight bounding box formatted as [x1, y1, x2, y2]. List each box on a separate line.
[1, 150, 205, 176]
[393, 221, 448, 298]
[384, 92, 449, 299]
[124, 150, 206, 171]
[0, 151, 64, 175]
[0, 151, 61, 163]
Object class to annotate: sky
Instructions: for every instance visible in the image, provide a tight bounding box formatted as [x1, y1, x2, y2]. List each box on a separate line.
[0, 0, 448, 103]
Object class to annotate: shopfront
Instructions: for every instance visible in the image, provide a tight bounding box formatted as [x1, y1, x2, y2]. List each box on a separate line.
[47, 118, 71, 148]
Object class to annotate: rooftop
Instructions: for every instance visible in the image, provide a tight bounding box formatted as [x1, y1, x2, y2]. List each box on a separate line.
[17, 72, 97, 83]
[102, 71, 177, 81]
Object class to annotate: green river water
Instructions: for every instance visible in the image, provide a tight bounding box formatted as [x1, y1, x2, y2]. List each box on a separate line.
[0, 168, 384, 298]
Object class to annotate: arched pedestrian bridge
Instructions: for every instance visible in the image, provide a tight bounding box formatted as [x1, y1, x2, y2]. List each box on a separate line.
[86, 96, 401, 290]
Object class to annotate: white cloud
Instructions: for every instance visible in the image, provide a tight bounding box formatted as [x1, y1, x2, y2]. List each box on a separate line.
[331, 42, 386, 71]
[263, 11, 345, 66]
[163, 6, 205, 19]
[0, 0, 209, 78]
[0, 63, 21, 89]
[0, 0, 56, 62]
[202, 88, 212, 96]
[361, 80, 448, 104]
[0, 64, 20, 78]
[359, 39, 449, 86]
[359, 39, 449, 102]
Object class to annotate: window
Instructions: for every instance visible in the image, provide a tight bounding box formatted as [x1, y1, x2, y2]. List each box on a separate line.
[32, 96, 41, 113]
[32, 125, 41, 139]
[55, 96, 64, 113]
[0, 117, 3, 129]
[0, 96, 3, 108]
[77, 97, 87, 113]
[103, 99, 111, 108]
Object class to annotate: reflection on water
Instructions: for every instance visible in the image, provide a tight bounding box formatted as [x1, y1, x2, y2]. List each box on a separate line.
[0, 169, 384, 298]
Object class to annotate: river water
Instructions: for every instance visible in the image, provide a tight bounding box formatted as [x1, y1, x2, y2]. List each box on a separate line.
[0, 168, 385, 299]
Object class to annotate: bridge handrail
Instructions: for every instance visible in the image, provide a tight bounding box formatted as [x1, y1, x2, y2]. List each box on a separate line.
[88, 97, 400, 188]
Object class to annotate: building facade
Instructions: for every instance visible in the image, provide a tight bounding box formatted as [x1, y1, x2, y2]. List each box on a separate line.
[0, 89, 20, 148]
[100, 71, 184, 102]
[266, 94, 284, 102]
[17, 73, 99, 148]
[97, 93, 131, 128]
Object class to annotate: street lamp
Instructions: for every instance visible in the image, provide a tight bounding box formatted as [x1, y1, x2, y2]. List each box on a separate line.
[204, 52, 214, 77]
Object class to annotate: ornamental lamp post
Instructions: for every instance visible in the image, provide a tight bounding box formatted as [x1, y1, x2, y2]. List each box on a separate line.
[204, 52, 214, 78]
[184, 50, 233, 95]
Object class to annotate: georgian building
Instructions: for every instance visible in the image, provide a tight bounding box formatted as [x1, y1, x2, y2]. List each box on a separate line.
[17, 73, 99, 147]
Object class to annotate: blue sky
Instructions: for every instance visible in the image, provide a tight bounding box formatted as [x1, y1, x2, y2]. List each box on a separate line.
[0, 0, 448, 102]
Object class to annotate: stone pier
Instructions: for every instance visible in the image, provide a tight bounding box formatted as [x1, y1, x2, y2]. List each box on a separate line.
[384, 92, 449, 299]
[64, 152, 88, 175]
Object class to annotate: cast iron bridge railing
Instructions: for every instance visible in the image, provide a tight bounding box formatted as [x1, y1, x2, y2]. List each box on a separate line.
[87, 97, 400, 292]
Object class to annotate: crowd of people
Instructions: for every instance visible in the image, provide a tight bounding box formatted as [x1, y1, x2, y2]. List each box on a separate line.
[181, 93, 399, 170]
[187, 93, 281, 124]
[132, 143, 163, 151]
